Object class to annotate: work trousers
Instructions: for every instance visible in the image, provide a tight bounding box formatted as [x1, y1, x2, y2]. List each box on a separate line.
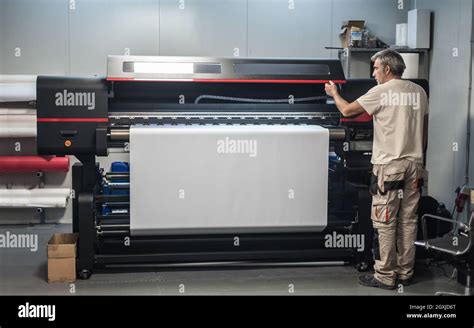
[370, 159, 424, 286]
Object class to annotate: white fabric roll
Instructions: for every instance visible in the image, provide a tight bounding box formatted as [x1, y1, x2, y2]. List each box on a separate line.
[0, 188, 70, 208]
[130, 124, 329, 236]
[0, 83, 37, 102]
[401, 53, 420, 79]
[0, 75, 37, 84]
[0, 108, 35, 115]
[0, 109, 37, 138]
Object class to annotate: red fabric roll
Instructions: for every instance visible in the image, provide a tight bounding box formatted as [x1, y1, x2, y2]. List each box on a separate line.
[0, 156, 70, 173]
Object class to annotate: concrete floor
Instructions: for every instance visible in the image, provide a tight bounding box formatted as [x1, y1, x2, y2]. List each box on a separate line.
[0, 224, 466, 296]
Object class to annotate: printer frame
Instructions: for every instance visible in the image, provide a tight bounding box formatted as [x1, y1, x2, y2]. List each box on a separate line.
[36, 56, 428, 279]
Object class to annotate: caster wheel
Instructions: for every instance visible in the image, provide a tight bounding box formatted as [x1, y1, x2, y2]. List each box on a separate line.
[356, 262, 369, 272]
[78, 269, 91, 280]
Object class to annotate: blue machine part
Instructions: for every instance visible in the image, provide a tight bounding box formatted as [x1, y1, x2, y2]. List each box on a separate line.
[329, 151, 341, 172]
[111, 161, 129, 173]
[102, 162, 130, 215]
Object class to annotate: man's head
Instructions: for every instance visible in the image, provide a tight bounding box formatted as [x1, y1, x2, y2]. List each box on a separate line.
[371, 49, 406, 84]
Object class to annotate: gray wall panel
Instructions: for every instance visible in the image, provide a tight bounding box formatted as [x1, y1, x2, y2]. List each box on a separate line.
[0, 0, 4, 74]
[417, 0, 468, 49]
[417, 0, 472, 210]
[69, 0, 160, 76]
[159, 0, 247, 56]
[248, 0, 332, 58]
[1, 0, 68, 75]
[471, 2, 474, 197]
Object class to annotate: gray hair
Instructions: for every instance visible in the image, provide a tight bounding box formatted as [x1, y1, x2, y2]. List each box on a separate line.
[371, 49, 406, 77]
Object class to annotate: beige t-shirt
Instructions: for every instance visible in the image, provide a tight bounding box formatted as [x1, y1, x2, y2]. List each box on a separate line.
[357, 79, 428, 164]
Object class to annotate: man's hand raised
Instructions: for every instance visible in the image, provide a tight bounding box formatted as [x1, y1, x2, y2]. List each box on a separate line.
[324, 81, 338, 98]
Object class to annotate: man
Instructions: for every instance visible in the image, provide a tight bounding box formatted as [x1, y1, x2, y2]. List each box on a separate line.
[325, 49, 428, 290]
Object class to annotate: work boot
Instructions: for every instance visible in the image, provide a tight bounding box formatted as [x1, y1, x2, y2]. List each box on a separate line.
[358, 274, 396, 290]
[397, 277, 414, 286]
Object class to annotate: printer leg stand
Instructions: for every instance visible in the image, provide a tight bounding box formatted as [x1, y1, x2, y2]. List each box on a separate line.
[77, 192, 95, 279]
[73, 156, 97, 280]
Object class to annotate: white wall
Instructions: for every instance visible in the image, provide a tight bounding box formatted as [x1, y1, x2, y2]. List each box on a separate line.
[1, 0, 410, 75]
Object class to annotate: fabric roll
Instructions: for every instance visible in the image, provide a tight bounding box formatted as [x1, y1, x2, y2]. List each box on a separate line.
[0, 188, 70, 208]
[0, 83, 36, 102]
[0, 156, 70, 173]
[0, 109, 36, 138]
[401, 53, 420, 79]
[130, 124, 329, 236]
[0, 75, 37, 84]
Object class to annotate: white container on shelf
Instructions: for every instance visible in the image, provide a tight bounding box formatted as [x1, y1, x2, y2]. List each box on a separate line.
[408, 9, 431, 49]
[396, 23, 408, 47]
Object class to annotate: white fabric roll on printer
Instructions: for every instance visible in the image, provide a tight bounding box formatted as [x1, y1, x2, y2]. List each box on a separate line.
[130, 124, 329, 236]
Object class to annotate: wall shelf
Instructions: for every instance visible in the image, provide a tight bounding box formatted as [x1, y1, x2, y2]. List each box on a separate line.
[326, 47, 430, 79]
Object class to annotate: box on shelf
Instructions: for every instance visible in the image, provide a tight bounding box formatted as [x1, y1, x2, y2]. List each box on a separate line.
[340, 20, 365, 48]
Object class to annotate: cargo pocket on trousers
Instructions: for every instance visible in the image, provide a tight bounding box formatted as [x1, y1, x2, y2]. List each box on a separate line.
[371, 195, 391, 224]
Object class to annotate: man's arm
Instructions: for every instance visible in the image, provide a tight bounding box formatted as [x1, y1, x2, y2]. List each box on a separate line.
[324, 81, 366, 117]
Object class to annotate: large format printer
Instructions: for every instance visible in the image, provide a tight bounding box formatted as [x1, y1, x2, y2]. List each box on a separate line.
[36, 56, 428, 279]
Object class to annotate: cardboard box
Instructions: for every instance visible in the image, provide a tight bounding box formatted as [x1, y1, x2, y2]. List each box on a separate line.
[340, 20, 365, 48]
[47, 233, 78, 283]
